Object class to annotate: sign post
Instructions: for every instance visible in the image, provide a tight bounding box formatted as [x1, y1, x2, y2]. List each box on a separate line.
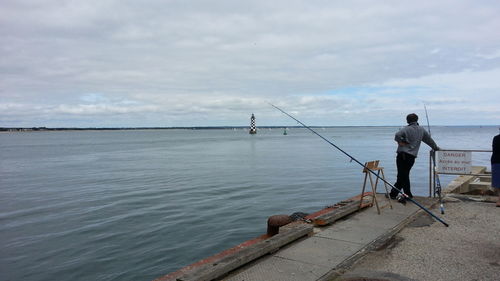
[436, 151, 472, 174]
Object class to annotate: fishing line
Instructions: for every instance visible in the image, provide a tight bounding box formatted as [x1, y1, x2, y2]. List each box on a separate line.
[270, 103, 449, 227]
[424, 104, 445, 214]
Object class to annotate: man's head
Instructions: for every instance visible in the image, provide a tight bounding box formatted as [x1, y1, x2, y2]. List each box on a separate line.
[406, 113, 418, 124]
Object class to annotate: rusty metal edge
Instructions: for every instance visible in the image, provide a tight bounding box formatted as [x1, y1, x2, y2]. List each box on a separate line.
[154, 193, 371, 281]
[310, 195, 373, 226]
[155, 222, 312, 281]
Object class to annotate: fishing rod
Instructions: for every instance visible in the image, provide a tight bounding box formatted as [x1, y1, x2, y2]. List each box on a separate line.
[270, 103, 449, 227]
[424, 104, 445, 214]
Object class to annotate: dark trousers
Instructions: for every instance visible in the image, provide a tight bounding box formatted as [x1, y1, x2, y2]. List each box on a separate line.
[390, 152, 416, 198]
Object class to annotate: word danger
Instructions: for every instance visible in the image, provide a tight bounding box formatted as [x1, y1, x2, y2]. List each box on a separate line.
[437, 151, 472, 174]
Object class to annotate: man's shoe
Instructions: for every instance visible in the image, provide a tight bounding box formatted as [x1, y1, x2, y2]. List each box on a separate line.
[397, 195, 407, 205]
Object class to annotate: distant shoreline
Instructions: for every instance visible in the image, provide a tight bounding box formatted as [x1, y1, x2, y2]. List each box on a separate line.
[1, 125, 495, 132]
[0, 126, 384, 132]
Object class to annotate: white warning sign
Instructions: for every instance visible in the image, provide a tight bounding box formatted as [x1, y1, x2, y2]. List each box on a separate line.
[437, 151, 472, 174]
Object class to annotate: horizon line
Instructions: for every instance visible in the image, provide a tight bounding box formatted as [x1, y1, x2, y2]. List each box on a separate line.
[1, 125, 496, 131]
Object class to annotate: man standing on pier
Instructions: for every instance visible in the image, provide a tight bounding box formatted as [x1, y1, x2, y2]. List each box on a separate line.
[491, 129, 500, 207]
[389, 113, 440, 203]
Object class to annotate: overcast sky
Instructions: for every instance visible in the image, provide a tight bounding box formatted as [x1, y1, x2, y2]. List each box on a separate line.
[1, 0, 499, 127]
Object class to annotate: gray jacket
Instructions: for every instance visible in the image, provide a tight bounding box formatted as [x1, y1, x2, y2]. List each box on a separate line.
[395, 122, 439, 157]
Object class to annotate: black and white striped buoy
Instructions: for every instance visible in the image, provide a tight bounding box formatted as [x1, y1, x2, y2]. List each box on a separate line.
[249, 113, 257, 134]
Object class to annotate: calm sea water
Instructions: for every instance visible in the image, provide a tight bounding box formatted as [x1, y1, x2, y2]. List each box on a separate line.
[0, 126, 496, 281]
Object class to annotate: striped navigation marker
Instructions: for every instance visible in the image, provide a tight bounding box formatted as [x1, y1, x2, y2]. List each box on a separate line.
[249, 113, 257, 134]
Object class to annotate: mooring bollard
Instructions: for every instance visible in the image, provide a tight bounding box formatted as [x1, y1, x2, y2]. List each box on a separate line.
[267, 215, 292, 236]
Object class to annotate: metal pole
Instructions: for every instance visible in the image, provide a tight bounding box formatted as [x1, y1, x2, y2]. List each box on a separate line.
[433, 155, 436, 197]
[424, 105, 445, 214]
[429, 150, 432, 197]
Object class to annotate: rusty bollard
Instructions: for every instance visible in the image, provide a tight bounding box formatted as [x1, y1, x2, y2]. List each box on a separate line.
[267, 215, 292, 236]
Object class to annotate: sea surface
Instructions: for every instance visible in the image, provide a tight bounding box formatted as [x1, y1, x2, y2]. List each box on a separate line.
[0, 126, 496, 281]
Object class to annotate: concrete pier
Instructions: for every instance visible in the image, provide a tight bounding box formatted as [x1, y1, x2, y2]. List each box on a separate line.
[337, 199, 499, 281]
[219, 195, 434, 281]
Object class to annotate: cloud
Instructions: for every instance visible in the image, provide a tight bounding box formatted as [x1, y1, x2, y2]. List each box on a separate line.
[476, 49, 500, 60]
[79, 93, 110, 103]
[1, 0, 500, 126]
[53, 104, 159, 115]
